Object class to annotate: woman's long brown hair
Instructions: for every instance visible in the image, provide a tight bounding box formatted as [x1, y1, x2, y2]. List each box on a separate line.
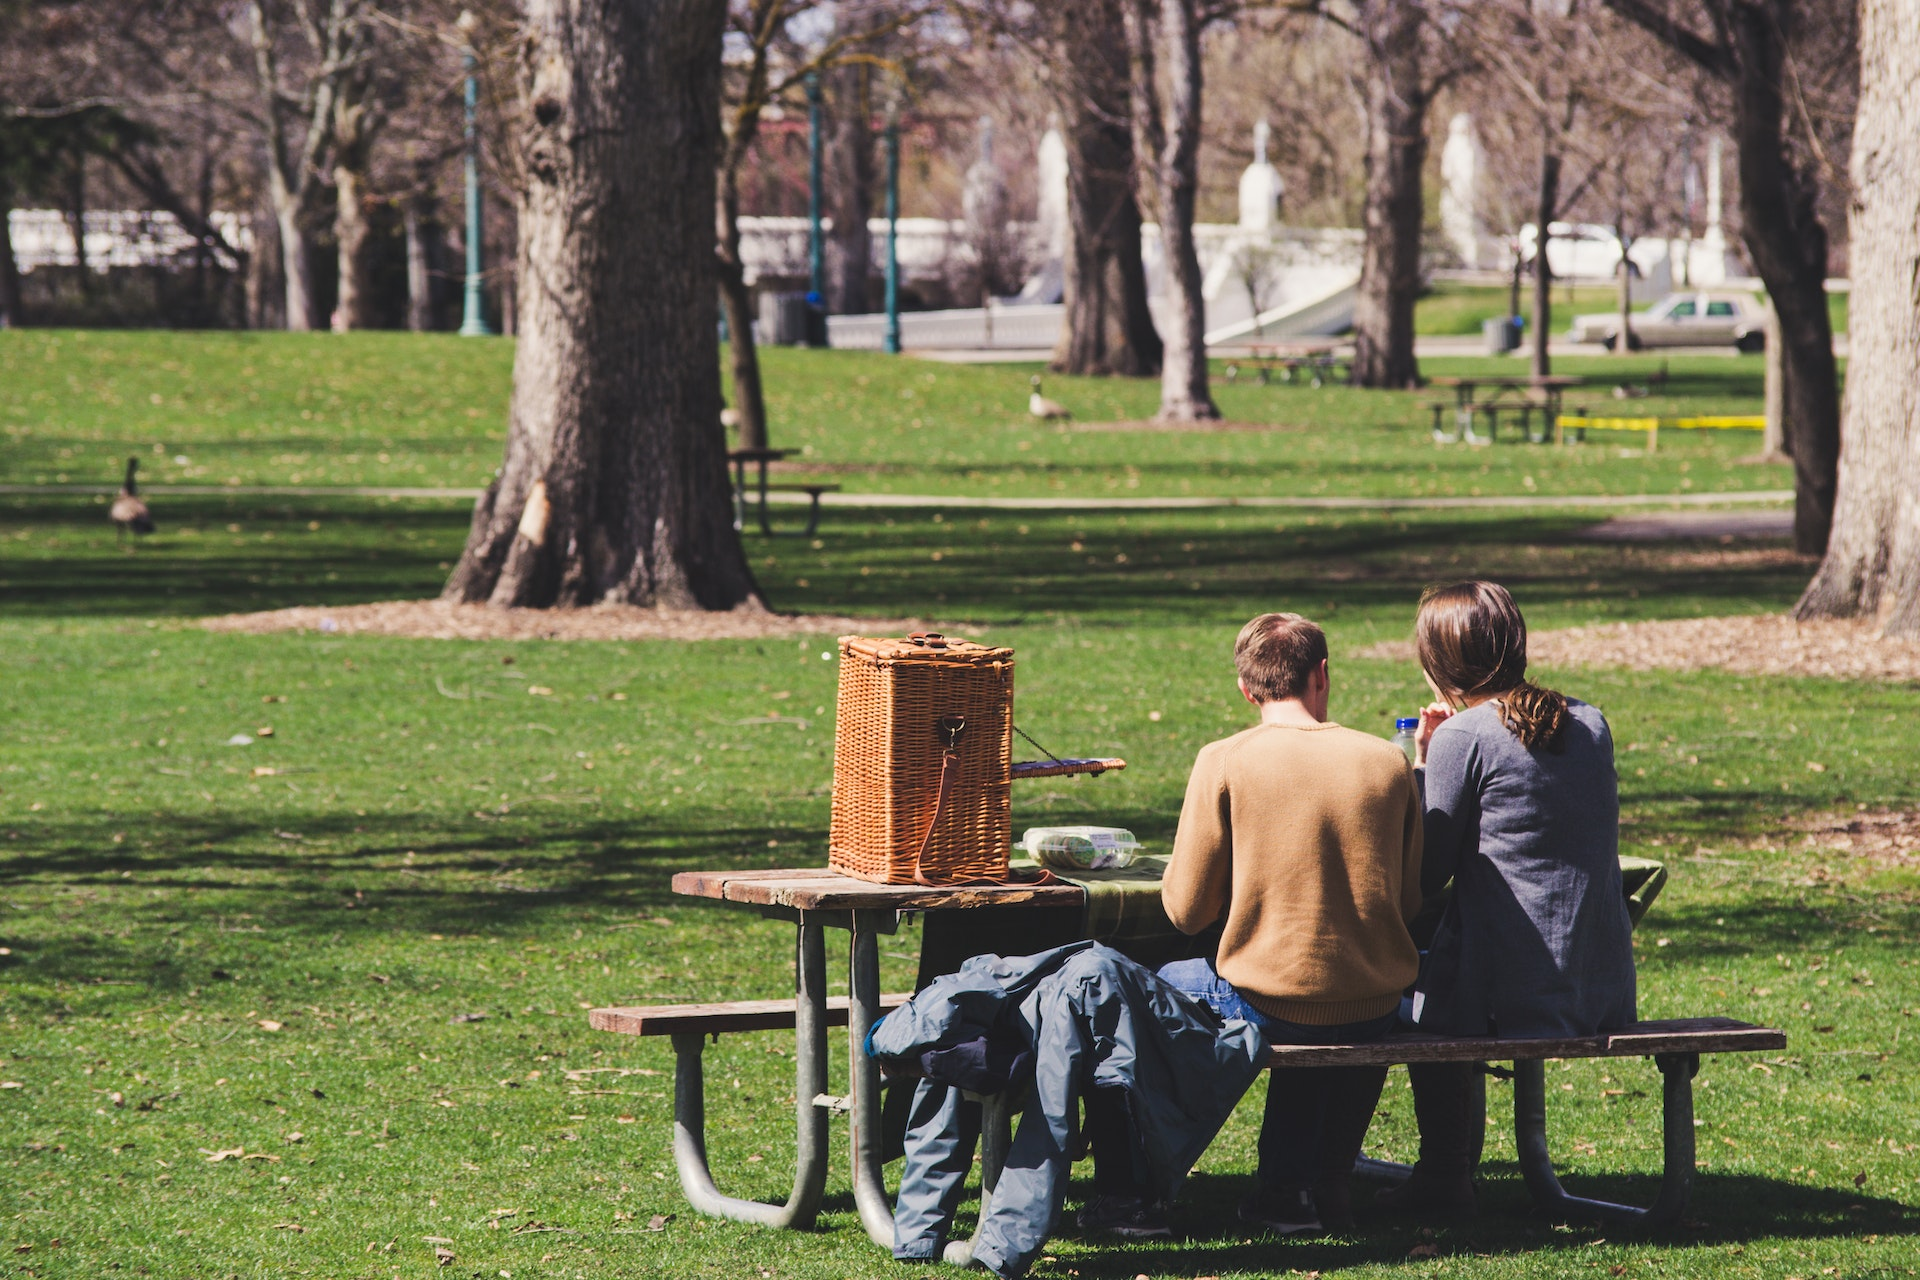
[1415, 580, 1569, 751]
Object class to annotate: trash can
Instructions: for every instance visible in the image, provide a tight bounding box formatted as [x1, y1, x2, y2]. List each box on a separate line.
[757, 291, 812, 346]
[1484, 316, 1521, 354]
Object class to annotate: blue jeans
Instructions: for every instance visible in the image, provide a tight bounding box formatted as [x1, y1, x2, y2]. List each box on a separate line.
[1159, 957, 1396, 1188]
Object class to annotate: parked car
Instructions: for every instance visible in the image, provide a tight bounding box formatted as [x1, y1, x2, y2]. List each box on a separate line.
[1568, 291, 1767, 352]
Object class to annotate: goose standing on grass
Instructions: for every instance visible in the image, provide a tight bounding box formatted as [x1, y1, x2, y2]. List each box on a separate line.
[110, 457, 155, 542]
[1028, 375, 1071, 421]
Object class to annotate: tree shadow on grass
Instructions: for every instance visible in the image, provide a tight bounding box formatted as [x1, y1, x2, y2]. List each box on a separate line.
[0, 809, 830, 990]
[803, 1169, 1915, 1277]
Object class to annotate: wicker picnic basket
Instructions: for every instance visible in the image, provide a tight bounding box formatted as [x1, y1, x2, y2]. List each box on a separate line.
[828, 633, 1015, 885]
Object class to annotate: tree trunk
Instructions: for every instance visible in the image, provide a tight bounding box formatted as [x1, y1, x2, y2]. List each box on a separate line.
[333, 164, 374, 330]
[0, 176, 22, 326]
[405, 198, 435, 332]
[1125, 0, 1218, 420]
[824, 51, 875, 314]
[1761, 302, 1790, 458]
[65, 154, 93, 299]
[1793, 0, 1919, 632]
[444, 0, 754, 612]
[1615, 231, 1633, 354]
[1531, 145, 1559, 379]
[1349, 0, 1427, 390]
[1050, 0, 1161, 377]
[1727, 4, 1840, 555]
[716, 166, 769, 450]
[333, 96, 378, 331]
[270, 177, 316, 331]
[246, 208, 283, 330]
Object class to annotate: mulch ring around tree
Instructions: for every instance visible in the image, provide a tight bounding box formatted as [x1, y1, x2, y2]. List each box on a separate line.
[200, 600, 921, 643]
[1359, 614, 1920, 684]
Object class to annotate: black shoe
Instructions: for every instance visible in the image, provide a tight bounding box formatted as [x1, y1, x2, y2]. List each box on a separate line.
[1237, 1182, 1322, 1236]
[1373, 1167, 1477, 1216]
[1076, 1193, 1173, 1239]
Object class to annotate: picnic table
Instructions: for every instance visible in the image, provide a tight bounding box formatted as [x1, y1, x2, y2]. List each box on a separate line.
[643, 864, 1172, 1245]
[597, 855, 1693, 1248]
[1223, 340, 1354, 387]
[1428, 375, 1585, 444]
[727, 448, 839, 537]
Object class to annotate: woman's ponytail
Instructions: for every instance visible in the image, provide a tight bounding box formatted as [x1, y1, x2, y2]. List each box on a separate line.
[1498, 680, 1569, 752]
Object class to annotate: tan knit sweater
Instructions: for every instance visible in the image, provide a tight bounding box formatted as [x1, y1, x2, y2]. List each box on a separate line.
[1163, 721, 1424, 1025]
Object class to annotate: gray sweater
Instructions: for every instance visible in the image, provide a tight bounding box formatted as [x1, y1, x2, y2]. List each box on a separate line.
[1413, 698, 1637, 1038]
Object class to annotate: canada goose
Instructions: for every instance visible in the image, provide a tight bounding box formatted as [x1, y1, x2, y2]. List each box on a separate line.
[1028, 375, 1070, 421]
[110, 457, 155, 540]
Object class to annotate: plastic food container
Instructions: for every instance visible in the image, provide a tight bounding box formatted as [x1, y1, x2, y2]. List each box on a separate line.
[1021, 825, 1142, 871]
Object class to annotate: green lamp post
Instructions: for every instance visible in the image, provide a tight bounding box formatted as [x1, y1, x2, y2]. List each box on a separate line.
[457, 11, 492, 337]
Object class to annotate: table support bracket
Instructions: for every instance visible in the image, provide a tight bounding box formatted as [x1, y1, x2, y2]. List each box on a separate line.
[669, 922, 830, 1228]
[1514, 1052, 1698, 1229]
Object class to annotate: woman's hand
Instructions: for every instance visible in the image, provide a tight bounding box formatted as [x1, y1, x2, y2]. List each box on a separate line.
[1414, 701, 1453, 765]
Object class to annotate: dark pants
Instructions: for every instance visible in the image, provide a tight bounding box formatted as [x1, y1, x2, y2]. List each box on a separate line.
[1159, 957, 1396, 1189]
[1406, 1061, 1482, 1176]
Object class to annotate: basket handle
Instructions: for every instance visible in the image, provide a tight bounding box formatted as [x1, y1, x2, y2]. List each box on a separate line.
[907, 632, 949, 649]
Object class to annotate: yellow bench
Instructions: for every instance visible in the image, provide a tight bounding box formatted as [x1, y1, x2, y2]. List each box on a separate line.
[1554, 413, 1765, 451]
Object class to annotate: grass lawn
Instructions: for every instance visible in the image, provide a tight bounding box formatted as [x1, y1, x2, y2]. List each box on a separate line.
[2, 335, 1913, 1279]
[1, 330, 1795, 502]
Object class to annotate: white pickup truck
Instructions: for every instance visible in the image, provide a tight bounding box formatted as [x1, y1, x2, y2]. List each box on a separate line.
[1568, 291, 1768, 352]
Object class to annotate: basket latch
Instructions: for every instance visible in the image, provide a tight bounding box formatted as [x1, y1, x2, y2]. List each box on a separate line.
[909, 631, 950, 649]
[937, 715, 966, 751]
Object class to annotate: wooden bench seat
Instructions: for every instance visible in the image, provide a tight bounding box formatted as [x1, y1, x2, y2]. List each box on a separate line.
[590, 991, 906, 1038]
[1265, 1016, 1779, 1068]
[941, 1015, 1786, 1264]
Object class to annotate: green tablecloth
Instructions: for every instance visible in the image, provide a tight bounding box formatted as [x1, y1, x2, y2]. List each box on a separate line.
[1010, 853, 1669, 942]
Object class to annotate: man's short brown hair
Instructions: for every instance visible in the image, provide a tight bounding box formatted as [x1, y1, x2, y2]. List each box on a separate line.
[1234, 612, 1329, 703]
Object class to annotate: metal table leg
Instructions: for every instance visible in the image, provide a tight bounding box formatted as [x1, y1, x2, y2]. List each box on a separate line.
[670, 920, 830, 1228]
[849, 910, 896, 1246]
[1513, 1053, 1698, 1229]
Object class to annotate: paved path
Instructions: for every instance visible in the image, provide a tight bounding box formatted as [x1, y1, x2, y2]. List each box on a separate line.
[1, 482, 1791, 512]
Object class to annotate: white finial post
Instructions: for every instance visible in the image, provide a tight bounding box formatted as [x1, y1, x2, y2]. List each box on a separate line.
[1254, 119, 1270, 166]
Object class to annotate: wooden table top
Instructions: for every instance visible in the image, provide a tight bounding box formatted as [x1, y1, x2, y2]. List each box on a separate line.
[672, 866, 1088, 912]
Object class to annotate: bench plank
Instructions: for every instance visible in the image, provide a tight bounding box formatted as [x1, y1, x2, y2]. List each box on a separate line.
[590, 992, 912, 1037]
[1266, 1017, 1784, 1068]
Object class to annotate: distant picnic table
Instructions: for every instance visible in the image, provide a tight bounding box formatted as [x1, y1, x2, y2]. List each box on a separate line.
[1429, 374, 1585, 444]
[1223, 340, 1354, 387]
[727, 448, 838, 537]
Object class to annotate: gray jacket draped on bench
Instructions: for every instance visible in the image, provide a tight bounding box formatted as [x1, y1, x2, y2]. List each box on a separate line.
[1415, 698, 1637, 1038]
[870, 942, 1266, 1277]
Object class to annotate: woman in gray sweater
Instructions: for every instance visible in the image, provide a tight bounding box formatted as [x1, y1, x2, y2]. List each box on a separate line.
[1381, 580, 1637, 1214]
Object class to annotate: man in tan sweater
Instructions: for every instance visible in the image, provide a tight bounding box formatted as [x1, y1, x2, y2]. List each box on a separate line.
[1158, 611, 1422, 1236]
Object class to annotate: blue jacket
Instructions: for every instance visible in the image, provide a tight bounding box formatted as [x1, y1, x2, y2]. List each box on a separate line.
[870, 943, 1267, 1276]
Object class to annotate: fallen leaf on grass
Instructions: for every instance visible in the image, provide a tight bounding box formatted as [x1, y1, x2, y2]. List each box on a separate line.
[646, 1214, 674, 1232]
[1855, 1171, 1869, 1187]
[450, 1013, 487, 1024]
[273, 1222, 306, 1233]
[201, 1147, 280, 1163]
[434, 1246, 455, 1266]
[258, 1019, 284, 1032]
[0, 1082, 23, 1090]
